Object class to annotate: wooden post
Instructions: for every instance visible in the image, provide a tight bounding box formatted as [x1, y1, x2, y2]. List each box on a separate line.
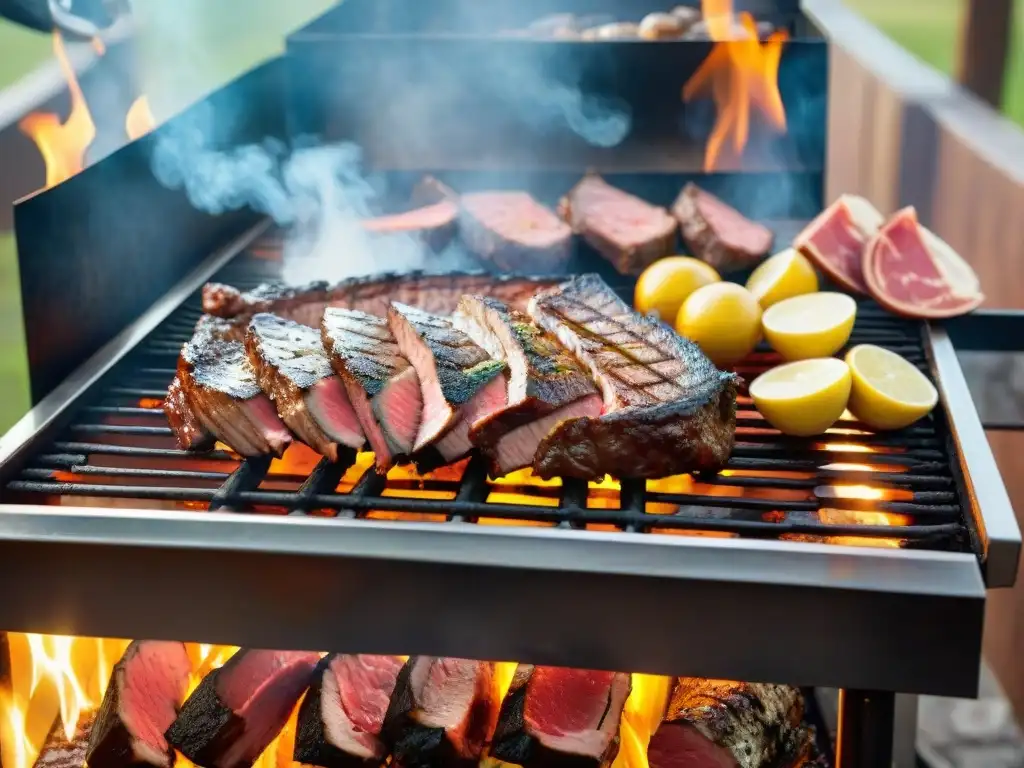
[957, 0, 1014, 108]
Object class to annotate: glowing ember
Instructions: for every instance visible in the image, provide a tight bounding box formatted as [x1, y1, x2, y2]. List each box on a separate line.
[682, 0, 788, 171]
[818, 508, 912, 527]
[125, 96, 156, 140]
[19, 31, 97, 190]
[820, 443, 875, 454]
[824, 484, 886, 501]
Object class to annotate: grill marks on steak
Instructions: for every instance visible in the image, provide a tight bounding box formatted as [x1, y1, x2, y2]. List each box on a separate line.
[459, 192, 573, 273]
[647, 679, 806, 768]
[87, 641, 192, 768]
[294, 655, 404, 768]
[527, 275, 737, 480]
[166, 649, 319, 768]
[388, 303, 507, 460]
[559, 174, 677, 276]
[245, 314, 365, 462]
[456, 295, 602, 476]
[672, 183, 774, 274]
[381, 657, 499, 768]
[321, 308, 422, 470]
[492, 666, 631, 768]
[166, 317, 292, 457]
[202, 273, 561, 334]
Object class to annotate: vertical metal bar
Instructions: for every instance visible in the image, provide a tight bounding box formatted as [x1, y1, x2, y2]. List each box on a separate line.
[836, 689, 896, 768]
[892, 694, 919, 768]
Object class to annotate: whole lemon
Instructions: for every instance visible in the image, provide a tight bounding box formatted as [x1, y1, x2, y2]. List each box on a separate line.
[676, 282, 762, 367]
[634, 257, 721, 323]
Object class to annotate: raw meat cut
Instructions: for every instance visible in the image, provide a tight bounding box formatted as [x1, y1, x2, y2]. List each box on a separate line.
[793, 194, 884, 294]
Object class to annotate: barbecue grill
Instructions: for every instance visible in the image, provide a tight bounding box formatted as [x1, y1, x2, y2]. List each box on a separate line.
[0, 8, 1019, 768]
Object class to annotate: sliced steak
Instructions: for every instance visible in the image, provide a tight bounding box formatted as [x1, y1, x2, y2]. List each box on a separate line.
[166, 649, 319, 768]
[294, 654, 404, 768]
[388, 303, 507, 465]
[166, 316, 292, 457]
[459, 192, 573, 273]
[456, 295, 602, 476]
[492, 665, 631, 768]
[647, 679, 805, 768]
[362, 201, 458, 253]
[381, 657, 499, 768]
[321, 308, 422, 471]
[87, 641, 192, 768]
[202, 273, 561, 334]
[527, 274, 737, 480]
[559, 174, 677, 276]
[246, 313, 365, 462]
[672, 183, 774, 273]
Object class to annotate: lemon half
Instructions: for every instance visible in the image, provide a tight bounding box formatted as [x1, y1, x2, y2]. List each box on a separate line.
[634, 257, 721, 323]
[761, 292, 857, 361]
[749, 358, 852, 436]
[745, 248, 819, 309]
[845, 344, 939, 430]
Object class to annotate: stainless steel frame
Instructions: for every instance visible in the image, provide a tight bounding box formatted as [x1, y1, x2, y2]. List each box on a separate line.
[0, 228, 1015, 703]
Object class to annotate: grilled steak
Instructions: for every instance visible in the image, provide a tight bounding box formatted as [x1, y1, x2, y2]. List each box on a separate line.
[321, 308, 422, 471]
[87, 641, 192, 768]
[202, 273, 561, 334]
[559, 174, 677, 276]
[672, 183, 774, 273]
[459, 192, 573, 273]
[527, 275, 737, 480]
[166, 649, 319, 768]
[362, 201, 458, 253]
[245, 313, 365, 462]
[457, 295, 602, 476]
[166, 316, 292, 457]
[381, 657, 499, 768]
[294, 654, 404, 768]
[388, 303, 507, 467]
[647, 679, 806, 768]
[492, 665, 631, 768]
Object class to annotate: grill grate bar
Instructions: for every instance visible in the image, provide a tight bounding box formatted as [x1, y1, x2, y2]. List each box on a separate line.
[21, 465, 231, 481]
[450, 454, 492, 523]
[209, 456, 272, 512]
[336, 467, 388, 519]
[288, 455, 355, 517]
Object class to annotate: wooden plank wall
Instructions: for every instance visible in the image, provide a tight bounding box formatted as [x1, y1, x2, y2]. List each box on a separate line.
[804, 0, 1024, 715]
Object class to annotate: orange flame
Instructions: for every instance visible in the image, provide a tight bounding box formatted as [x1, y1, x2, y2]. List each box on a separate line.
[19, 31, 97, 190]
[682, 0, 788, 171]
[126, 96, 156, 140]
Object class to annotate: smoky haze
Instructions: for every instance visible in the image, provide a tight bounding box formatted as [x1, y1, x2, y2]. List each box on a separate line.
[141, 0, 634, 283]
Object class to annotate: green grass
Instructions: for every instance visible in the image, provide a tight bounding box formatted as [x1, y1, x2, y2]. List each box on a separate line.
[0, 1, 1022, 433]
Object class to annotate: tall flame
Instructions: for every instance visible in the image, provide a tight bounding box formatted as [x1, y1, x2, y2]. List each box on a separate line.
[126, 96, 157, 140]
[682, 0, 788, 171]
[19, 31, 98, 190]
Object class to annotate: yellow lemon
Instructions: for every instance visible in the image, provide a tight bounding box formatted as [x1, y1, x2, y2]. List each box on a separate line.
[749, 358, 852, 436]
[845, 344, 939, 430]
[761, 292, 857, 361]
[745, 247, 819, 308]
[676, 282, 762, 368]
[634, 256, 721, 322]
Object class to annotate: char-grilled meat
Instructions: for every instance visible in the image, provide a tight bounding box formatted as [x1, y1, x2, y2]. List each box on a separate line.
[294, 654, 404, 768]
[381, 657, 499, 768]
[166, 649, 319, 768]
[388, 303, 507, 469]
[321, 308, 422, 471]
[165, 316, 292, 457]
[647, 679, 808, 768]
[459, 192, 573, 273]
[456, 296, 602, 476]
[672, 183, 774, 274]
[559, 174, 677, 276]
[492, 665, 631, 768]
[87, 642, 192, 768]
[527, 275, 737, 480]
[202, 273, 561, 335]
[245, 313, 365, 462]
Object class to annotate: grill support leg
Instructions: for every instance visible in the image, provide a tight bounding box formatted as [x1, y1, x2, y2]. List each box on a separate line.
[836, 689, 896, 768]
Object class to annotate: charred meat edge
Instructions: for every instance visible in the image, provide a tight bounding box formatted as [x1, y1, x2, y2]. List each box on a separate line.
[491, 665, 632, 768]
[527, 275, 737, 480]
[87, 641, 192, 768]
[647, 679, 807, 768]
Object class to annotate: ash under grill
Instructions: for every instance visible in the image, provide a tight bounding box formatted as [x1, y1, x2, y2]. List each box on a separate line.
[4, 234, 969, 552]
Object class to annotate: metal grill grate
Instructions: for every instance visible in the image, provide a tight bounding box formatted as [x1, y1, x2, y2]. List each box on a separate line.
[4, 241, 970, 551]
